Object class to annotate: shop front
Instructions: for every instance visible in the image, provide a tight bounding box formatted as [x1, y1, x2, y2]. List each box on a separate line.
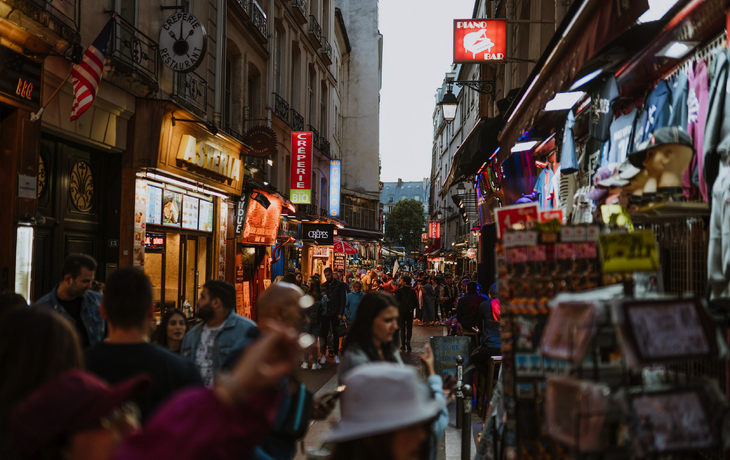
[301, 222, 334, 281]
[122, 101, 246, 321]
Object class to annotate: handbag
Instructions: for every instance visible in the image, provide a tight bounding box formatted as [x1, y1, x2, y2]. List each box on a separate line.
[335, 319, 348, 337]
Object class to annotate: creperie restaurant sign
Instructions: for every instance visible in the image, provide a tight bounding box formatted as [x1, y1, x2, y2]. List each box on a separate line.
[453, 19, 506, 63]
[290, 132, 313, 204]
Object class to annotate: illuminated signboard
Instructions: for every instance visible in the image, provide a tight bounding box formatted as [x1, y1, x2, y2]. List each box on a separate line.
[145, 233, 165, 251]
[240, 191, 281, 246]
[290, 132, 313, 204]
[428, 221, 441, 239]
[453, 19, 506, 63]
[329, 159, 341, 217]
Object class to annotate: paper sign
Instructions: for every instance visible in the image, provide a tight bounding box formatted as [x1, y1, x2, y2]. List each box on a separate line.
[495, 202, 539, 239]
[18, 175, 36, 199]
[599, 230, 660, 273]
[539, 209, 563, 223]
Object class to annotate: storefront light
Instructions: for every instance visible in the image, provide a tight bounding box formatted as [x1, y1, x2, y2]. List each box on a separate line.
[143, 172, 229, 199]
[15, 224, 33, 301]
[511, 140, 538, 153]
[656, 41, 698, 59]
[267, 159, 274, 166]
[638, 0, 681, 23]
[544, 91, 585, 111]
[570, 69, 604, 91]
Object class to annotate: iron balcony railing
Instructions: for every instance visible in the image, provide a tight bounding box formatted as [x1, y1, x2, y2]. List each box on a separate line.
[307, 124, 319, 148]
[223, 122, 246, 144]
[109, 14, 159, 84]
[308, 15, 322, 44]
[291, 109, 304, 131]
[21, 0, 80, 36]
[320, 208, 327, 217]
[173, 72, 208, 119]
[273, 93, 289, 124]
[292, 0, 307, 22]
[319, 138, 330, 157]
[250, 2, 267, 38]
[235, 0, 248, 14]
[320, 36, 333, 62]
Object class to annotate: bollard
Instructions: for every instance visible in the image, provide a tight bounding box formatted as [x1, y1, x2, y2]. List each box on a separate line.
[461, 384, 473, 460]
[455, 355, 464, 429]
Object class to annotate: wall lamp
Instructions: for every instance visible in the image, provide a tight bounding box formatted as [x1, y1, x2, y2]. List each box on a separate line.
[172, 117, 219, 136]
[438, 84, 458, 123]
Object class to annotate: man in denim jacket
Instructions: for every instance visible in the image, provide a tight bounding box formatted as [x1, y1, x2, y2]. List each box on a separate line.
[181, 280, 256, 386]
[35, 254, 105, 348]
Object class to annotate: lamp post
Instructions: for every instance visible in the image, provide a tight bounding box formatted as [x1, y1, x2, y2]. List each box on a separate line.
[438, 84, 458, 124]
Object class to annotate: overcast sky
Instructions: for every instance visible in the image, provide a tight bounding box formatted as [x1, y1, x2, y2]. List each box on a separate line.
[378, 0, 475, 183]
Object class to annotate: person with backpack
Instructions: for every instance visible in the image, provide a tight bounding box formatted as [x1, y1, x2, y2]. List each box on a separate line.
[395, 276, 418, 352]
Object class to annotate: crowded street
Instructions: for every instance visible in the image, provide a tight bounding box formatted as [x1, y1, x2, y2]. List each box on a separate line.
[5, 0, 730, 459]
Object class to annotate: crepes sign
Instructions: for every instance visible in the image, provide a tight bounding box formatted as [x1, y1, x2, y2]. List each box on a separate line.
[301, 223, 334, 246]
[453, 19, 506, 63]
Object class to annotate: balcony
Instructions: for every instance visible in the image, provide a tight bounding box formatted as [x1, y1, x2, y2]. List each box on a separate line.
[105, 15, 159, 97]
[291, 109, 304, 131]
[307, 124, 319, 149]
[319, 138, 331, 158]
[172, 72, 208, 120]
[223, 122, 246, 144]
[291, 0, 307, 25]
[249, 2, 267, 42]
[308, 15, 322, 46]
[233, 0, 248, 15]
[273, 93, 289, 125]
[0, 0, 81, 56]
[320, 36, 333, 65]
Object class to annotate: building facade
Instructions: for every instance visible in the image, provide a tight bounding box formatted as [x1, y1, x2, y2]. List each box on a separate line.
[380, 178, 430, 233]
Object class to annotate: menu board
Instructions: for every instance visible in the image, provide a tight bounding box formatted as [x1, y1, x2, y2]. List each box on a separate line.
[162, 191, 182, 226]
[199, 200, 214, 232]
[241, 191, 281, 245]
[182, 195, 199, 230]
[146, 186, 163, 225]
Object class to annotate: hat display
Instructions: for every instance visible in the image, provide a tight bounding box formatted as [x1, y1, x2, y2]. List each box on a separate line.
[587, 164, 619, 201]
[325, 363, 446, 443]
[627, 126, 693, 168]
[597, 159, 642, 188]
[12, 370, 150, 453]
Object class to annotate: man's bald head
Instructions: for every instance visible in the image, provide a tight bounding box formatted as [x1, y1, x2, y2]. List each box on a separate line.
[257, 283, 306, 331]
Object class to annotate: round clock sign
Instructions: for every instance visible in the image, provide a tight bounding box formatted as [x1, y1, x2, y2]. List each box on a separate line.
[159, 12, 207, 73]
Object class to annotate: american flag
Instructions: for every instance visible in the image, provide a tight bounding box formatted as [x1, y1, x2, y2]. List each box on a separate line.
[70, 17, 114, 121]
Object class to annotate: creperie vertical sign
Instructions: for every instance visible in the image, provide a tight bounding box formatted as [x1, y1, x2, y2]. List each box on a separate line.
[428, 221, 441, 239]
[453, 19, 506, 63]
[290, 132, 312, 204]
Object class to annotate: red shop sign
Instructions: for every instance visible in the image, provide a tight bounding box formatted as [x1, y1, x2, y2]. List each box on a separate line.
[453, 19, 506, 63]
[290, 132, 313, 204]
[539, 209, 564, 223]
[428, 221, 441, 239]
[494, 202, 539, 239]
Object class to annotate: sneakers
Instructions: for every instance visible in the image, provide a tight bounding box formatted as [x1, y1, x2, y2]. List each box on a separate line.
[312, 363, 322, 370]
[320, 356, 327, 364]
[301, 362, 309, 369]
[334, 356, 341, 364]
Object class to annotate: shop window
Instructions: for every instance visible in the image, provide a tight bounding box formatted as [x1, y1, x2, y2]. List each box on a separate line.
[291, 45, 301, 111]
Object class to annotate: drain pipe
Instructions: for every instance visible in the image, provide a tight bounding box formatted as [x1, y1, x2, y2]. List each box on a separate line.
[505, 0, 514, 93]
[214, 0, 226, 127]
[555, 0, 569, 28]
[266, 0, 275, 181]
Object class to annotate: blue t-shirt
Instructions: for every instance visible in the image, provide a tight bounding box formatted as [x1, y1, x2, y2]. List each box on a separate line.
[603, 108, 637, 166]
[533, 168, 555, 210]
[634, 80, 672, 149]
[345, 291, 365, 325]
[561, 110, 578, 174]
[668, 72, 689, 129]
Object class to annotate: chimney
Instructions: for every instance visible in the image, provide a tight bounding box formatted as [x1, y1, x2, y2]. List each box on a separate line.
[397, 178, 403, 188]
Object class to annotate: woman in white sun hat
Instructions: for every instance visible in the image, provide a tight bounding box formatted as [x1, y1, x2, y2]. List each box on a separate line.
[327, 360, 449, 460]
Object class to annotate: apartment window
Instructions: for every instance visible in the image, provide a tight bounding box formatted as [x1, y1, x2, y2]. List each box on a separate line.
[117, 0, 136, 24]
[291, 45, 301, 111]
[388, 195, 393, 203]
[334, 107, 338, 140]
[308, 66, 316, 125]
[224, 58, 232, 129]
[414, 196, 421, 202]
[274, 26, 284, 95]
[320, 81, 327, 136]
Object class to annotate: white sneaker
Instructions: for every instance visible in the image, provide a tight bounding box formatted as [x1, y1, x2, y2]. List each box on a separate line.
[301, 362, 309, 369]
[320, 356, 327, 364]
[312, 363, 322, 370]
[334, 356, 341, 364]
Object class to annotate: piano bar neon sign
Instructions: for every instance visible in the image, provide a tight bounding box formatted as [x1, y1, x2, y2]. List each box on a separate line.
[453, 19, 506, 63]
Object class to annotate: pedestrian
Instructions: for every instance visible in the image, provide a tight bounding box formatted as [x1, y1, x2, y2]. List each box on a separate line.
[472, 284, 501, 377]
[394, 276, 418, 352]
[282, 273, 299, 287]
[345, 280, 365, 326]
[421, 276, 437, 326]
[456, 281, 487, 333]
[302, 281, 323, 370]
[320, 267, 348, 364]
[154, 309, 188, 354]
[0, 291, 27, 318]
[338, 292, 402, 384]
[0, 306, 83, 460]
[327, 361, 448, 460]
[471, 271, 479, 282]
[85, 268, 202, 421]
[222, 283, 336, 460]
[35, 254, 105, 349]
[439, 274, 458, 324]
[295, 271, 304, 288]
[12, 320, 302, 460]
[180, 280, 256, 386]
[382, 274, 396, 294]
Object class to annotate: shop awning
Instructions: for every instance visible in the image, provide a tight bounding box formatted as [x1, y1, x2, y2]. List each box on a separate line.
[382, 247, 405, 257]
[441, 116, 504, 195]
[336, 228, 384, 241]
[497, 0, 649, 159]
[427, 248, 443, 257]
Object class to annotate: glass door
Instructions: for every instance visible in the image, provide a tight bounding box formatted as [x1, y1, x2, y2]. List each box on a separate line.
[180, 235, 199, 314]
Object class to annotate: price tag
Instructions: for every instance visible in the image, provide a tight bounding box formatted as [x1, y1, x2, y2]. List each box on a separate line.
[599, 230, 660, 273]
[574, 226, 586, 242]
[586, 226, 599, 241]
[523, 231, 539, 246]
[503, 232, 517, 248]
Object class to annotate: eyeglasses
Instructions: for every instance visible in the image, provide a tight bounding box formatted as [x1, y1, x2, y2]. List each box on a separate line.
[99, 402, 141, 432]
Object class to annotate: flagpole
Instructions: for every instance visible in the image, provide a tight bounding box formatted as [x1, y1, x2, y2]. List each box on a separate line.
[30, 72, 73, 122]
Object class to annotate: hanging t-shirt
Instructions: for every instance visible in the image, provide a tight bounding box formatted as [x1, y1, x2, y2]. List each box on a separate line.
[533, 168, 555, 210]
[195, 323, 225, 387]
[634, 80, 672, 149]
[604, 108, 637, 166]
[589, 76, 620, 142]
[561, 110, 578, 174]
[687, 60, 709, 201]
[668, 73, 689, 129]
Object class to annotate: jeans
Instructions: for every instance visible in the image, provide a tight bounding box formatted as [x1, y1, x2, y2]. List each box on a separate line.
[319, 316, 341, 355]
[399, 313, 413, 345]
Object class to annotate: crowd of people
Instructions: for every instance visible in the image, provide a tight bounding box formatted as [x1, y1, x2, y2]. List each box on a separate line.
[0, 255, 500, 460]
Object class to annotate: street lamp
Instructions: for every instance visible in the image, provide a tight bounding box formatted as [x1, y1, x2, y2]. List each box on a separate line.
[437, 211, 443, 220]
[438, 85, 458, 123]
[456, 182, 466, 198]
